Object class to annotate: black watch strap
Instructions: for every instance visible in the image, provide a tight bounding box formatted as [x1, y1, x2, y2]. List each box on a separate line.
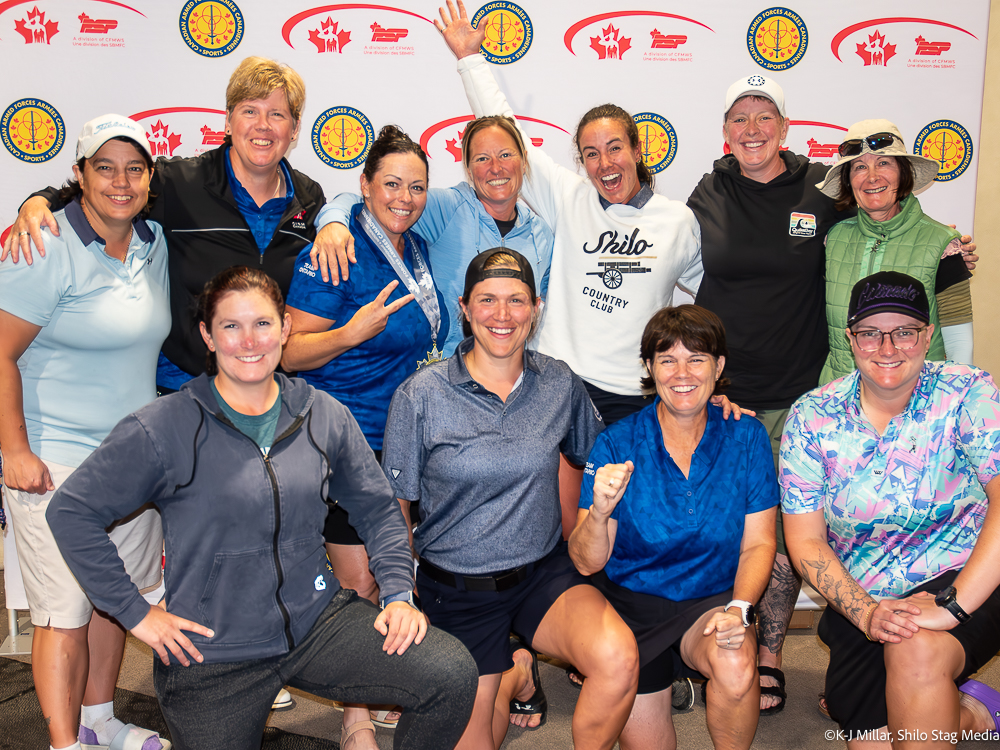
[935, 585, 972, 624]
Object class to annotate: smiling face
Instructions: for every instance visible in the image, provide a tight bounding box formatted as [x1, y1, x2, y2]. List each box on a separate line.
[466, 125, 524, 221]
[723, 96, 788, 183]
[849, 152, 902, 221]
[200, 289, 291, 395]
[646, 342, 724, 422]
[850, 312, 931, 403]
[460, 275, 539, 365]
[361, 152, 428, 252]
[578, 118, 642, 204]
[226, 88, 300, 180]
[73, 139, 151, 231]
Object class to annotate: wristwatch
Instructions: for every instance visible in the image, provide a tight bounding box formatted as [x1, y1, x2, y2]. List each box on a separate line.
[726, 599, 756, 628]
[934, 586, 971, 624]
[380, 591, 418, 611]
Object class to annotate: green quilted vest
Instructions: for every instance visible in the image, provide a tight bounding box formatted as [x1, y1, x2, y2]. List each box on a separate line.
[821, 194, 959, 384]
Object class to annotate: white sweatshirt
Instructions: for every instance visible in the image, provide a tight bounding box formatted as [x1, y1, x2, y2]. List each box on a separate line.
[458, 55, 702, 396]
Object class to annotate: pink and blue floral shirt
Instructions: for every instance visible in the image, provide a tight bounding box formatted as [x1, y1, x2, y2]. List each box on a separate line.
[779, 362, 1000, 598]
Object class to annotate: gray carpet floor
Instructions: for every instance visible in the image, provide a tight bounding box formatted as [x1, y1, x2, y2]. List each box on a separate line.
[3, 563, 998, 749]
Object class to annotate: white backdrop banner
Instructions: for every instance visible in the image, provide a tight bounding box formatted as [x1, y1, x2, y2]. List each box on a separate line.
[0, 1, 989, 234]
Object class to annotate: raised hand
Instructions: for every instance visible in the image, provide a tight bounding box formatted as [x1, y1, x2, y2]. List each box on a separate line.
[435, 0, 486, 59]
[591, 461, 634, 519]
[345, 280, 414, 345]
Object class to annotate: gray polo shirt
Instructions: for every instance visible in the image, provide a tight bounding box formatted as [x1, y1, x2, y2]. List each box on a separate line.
[382, 338, 604, 574]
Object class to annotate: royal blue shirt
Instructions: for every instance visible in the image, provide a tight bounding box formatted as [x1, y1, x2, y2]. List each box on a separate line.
[580, 400, 778, 600]
[224, 147, 295, 252]
[286, 204, 449, 449]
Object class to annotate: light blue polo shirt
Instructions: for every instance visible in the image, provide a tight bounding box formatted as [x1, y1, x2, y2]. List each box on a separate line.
[0, 199, 170, 467]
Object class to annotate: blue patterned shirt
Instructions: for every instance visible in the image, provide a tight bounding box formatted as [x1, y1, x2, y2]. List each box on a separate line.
[581, 400, 778, 601]
[780, 362, 1000, 597]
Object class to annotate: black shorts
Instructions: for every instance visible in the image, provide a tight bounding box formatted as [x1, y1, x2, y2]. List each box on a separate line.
[593, 570, 732, 694]
[819, 569, 1000, 732]
[583, 381, 652, 426]
[417, 542, 587, 675]
[322, 449, 419, 545]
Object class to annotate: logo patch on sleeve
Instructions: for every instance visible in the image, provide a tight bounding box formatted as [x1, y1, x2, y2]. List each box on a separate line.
[789, 212, 817, 237]
[314, 575, 327, 591]
[391, 468, 401, 479]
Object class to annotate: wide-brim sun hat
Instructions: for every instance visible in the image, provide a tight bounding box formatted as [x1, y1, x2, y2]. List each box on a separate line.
[815, 119, 939, 200]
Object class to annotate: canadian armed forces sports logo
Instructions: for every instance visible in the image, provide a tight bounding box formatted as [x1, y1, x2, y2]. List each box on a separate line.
[312, 107, 375, 169]
[179, 0, 244, 57]
[471, 2, 532, 64]
[914, 121, 973, 182]
[633, 113, 677, 174]
[747, 8, 807, 71]
[2, 99, 65, 163]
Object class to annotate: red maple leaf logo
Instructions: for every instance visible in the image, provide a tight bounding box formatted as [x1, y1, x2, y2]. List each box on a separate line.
[146, 120, 182, 157]
[590, 24, 631, 60]
[855, 30, 896, 66]
[444, 128, 465, 162]
[309, 17, 351, 54]
[14, 6, 59, 44]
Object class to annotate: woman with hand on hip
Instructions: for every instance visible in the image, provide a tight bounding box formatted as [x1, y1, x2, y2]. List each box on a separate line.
[0, 115, 170, 750]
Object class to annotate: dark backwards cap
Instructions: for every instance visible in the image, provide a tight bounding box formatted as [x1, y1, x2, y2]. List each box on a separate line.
[847, 271, 930, 328]
[463, 248, 536, 299]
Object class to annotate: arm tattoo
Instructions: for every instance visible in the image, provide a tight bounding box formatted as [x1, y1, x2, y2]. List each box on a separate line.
[799, 550, 874, 627]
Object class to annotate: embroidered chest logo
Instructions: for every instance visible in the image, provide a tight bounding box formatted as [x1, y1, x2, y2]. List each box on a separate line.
[789, 212, 816, 237]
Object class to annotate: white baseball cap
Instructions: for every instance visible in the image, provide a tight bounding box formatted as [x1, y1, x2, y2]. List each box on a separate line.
[76, 113, 153, 161]
[724, 74, 786, 118]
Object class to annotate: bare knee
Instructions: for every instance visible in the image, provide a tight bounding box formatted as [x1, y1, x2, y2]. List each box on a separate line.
[706, 646, 757, 701]
[580, 622, 639, 693]
[884, 628, 962, 685]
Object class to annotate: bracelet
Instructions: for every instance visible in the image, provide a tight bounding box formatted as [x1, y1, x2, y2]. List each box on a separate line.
[861, 601, 879, 642]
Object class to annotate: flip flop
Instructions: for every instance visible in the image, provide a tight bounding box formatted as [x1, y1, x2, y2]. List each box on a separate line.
[80, 723, 172, 750]
[509, 635, 547, 728]
[959, 679, 1000, 732]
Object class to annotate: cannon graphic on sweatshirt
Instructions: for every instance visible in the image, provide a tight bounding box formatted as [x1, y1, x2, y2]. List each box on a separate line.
[586, 259, 653, 289]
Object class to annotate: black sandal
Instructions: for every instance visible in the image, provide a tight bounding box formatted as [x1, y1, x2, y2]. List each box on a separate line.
[758, 666, 787, 716]
[509, 636, 547, 728]
[700, 667, 786, 716]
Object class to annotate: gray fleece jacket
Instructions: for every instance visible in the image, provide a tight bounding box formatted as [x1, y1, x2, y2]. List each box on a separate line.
[48, 374, 413, 663]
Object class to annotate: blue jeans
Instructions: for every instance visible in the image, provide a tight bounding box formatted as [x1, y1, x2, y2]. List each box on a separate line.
[153, 589, 477, 749]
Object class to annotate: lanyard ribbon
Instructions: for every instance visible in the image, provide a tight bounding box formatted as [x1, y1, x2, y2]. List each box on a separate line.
[359, 207, 441, 344]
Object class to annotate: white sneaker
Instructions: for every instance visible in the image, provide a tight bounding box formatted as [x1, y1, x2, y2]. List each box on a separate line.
[271, 688, 295, 711]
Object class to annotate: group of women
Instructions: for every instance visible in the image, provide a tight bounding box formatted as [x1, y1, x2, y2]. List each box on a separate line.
[1, 0, 996, 748]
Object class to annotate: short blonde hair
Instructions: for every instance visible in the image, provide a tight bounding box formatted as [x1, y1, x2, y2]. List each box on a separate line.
[226, 56, 305, 123]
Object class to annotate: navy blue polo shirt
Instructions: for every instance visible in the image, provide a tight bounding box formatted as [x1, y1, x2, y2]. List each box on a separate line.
[580, 400, 778, 600]
[285, 204, 448, 449]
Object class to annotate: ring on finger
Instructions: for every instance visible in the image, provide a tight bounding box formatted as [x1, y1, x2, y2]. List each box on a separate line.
[608, 478, 615, 487]
[18, 231, 29, 236]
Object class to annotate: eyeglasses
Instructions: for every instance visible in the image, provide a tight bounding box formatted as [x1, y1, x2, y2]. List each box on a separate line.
[849, 326, 926, 352]
[837, 132, 900, 158]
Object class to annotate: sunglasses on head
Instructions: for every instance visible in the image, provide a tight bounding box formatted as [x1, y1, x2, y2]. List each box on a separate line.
[837, 132, 900, 158]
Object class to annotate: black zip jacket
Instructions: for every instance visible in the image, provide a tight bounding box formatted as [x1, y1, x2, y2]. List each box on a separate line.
[34, 146, 325, 376]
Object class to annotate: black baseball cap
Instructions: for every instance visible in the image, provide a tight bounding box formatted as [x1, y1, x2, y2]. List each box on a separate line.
[847, 271, 930, 328]
[463, 248, 536, 299]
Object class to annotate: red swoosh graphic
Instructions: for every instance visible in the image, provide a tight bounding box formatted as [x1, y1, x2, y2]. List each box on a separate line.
[564, 11, 713, 55]
[282, 4, 433, 48]
[130, 107, 227, 120]
[831, 17, 976, 61]
[0, 0, 145, 16]
[420, 115, 570, 158]
[790, 121, 848, 131]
